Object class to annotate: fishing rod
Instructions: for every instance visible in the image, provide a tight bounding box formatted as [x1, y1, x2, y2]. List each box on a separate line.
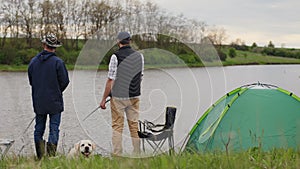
[22, 98, 110, 134]
[83, 99, 111, 121]
[23, 116, 35, 135]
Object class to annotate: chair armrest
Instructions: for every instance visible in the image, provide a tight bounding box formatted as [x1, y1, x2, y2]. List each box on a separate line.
[139, 120, 167, 132]
[143, 120, 166, 132]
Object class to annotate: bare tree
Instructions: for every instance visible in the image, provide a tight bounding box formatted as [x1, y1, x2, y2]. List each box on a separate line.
[65, 0, 92, 45]
[20, 0, 37, 47]
[232, 38, 245, 46]
[0, 0, 21, 47]
[64, 0, 84, 48]
[186, 19, 207, 43]
[38, 0, 66, 39]
[89, 0, 121, 38]
[9, 0, 22, 39]
[52, 0, 66, 40]
[143, 1, 159, 34]
[207, 26, 227, 48]
[38, 0, 55, 37]
[122, 0, 143, 34]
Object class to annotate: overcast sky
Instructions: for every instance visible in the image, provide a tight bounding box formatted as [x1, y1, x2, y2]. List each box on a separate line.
[148, 0, 300, 48]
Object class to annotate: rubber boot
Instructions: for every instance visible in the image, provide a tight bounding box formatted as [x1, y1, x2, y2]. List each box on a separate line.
[47, 142, 57, 157]
[35, 140, 45, 160]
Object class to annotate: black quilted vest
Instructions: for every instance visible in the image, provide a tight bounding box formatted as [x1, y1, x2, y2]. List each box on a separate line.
[111, 46, 143, 98]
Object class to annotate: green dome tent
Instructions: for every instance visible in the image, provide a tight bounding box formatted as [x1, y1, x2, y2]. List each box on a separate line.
[185, 83, 300, 153]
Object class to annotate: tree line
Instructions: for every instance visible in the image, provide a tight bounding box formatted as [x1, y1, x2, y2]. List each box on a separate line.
[0, 0, 232, 65]
[229, 40, 300, 60]
[0, 0, 299, 66]
[0, 0, 211, 48]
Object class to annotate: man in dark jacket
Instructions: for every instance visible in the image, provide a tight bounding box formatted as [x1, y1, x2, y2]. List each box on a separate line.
[28, 34, 69, 159]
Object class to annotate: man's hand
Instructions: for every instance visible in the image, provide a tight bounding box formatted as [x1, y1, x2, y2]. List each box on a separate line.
[100, 78, 113, 109]
[100, 98, 107, 109]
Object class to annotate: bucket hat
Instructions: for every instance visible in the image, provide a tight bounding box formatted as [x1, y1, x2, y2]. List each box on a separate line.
[41, 34, 62, 48]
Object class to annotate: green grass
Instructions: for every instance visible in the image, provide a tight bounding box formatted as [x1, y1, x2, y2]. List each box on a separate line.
[1, 149, 300, 169]
[67, 64, 108, 71]
[0, 64, 109, 72]
[223, 50, 300, 66]
[0, 65, 29, 72]
[1, 50, 300, 72]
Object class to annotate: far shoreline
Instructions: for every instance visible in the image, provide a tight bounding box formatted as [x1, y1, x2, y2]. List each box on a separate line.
[1, 62, 300, 72]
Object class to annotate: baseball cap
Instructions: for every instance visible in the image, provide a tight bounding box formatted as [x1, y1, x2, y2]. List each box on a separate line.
[117, 32, 131, 40]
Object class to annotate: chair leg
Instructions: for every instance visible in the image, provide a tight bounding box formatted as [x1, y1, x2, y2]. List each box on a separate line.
[147, 139, 167, 155]
[141, 138, 145, 152]
[168, 135, 174, 155]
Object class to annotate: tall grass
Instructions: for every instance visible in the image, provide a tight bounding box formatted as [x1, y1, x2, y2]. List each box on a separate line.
[1, 149, 300, 169]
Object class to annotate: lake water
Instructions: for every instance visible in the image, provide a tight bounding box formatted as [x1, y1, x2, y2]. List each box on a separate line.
[1, 64, 300, 156]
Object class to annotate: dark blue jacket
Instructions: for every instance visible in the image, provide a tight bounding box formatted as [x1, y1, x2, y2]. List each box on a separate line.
[28, 50, 69, 114]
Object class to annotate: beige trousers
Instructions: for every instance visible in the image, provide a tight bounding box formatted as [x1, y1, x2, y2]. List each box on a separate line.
[110, 97, 140, 155]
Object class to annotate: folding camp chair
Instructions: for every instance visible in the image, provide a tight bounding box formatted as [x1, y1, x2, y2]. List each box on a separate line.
[138, 107, 176, 155]
[0, 139, 14, 159]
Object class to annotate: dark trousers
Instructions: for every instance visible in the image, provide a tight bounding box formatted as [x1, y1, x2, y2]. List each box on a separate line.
[34, 113, 61, 144]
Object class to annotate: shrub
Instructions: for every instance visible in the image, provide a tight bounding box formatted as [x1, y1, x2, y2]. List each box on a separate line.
[17, 48, 39, 64]
[217, 49, 227, 61]
[179, 54, 197, 64]
[228, 48, 237, 58]
[0, 46, 17, 64]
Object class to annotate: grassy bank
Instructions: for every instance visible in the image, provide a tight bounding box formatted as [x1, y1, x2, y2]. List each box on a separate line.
[0, 65, 29, 72]
[223, 49, 300, 66]
[1, 49, 300, 72]
[0, 64, 107, 72]
[1, 149, 300, 169]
